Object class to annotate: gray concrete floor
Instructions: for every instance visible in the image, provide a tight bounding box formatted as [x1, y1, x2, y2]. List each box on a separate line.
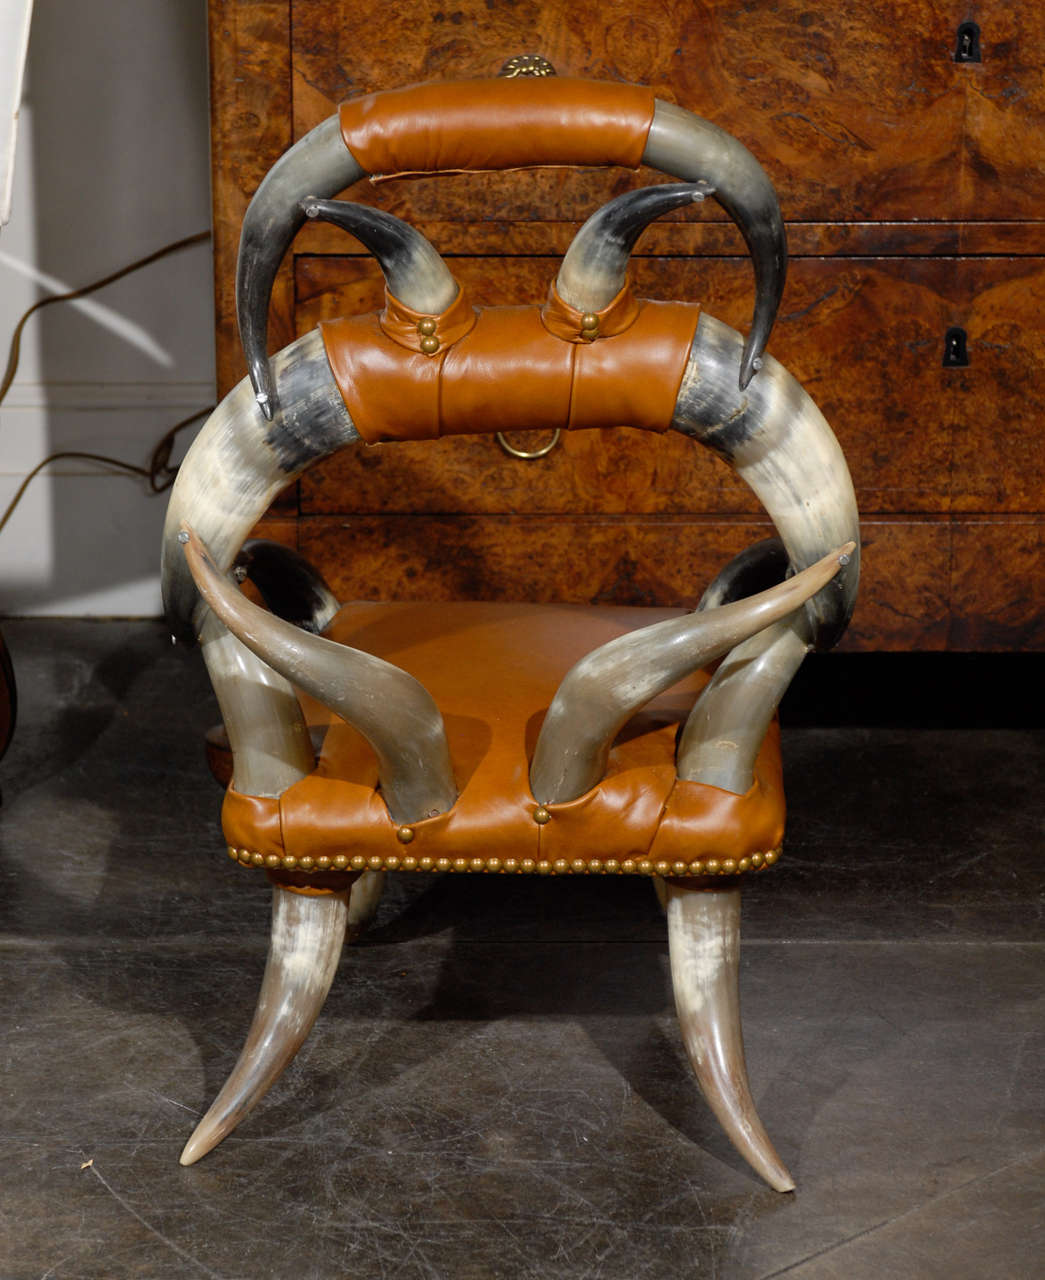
[0, 620, 1042, 1279]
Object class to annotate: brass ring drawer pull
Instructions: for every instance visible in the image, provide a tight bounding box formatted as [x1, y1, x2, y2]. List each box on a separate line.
[495, 429, 562, 460]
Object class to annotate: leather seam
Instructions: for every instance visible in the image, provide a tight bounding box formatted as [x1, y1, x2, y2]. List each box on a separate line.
[646, 775, 678, 857]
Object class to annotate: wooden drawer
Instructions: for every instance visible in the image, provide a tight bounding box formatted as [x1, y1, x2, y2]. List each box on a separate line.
[210, 0, 1045, 648]
[295, 254, 1045, 518]
[291, 0, 1045, 224]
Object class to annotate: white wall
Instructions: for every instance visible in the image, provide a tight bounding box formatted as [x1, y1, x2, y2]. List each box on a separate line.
[0, 0, 215, 616]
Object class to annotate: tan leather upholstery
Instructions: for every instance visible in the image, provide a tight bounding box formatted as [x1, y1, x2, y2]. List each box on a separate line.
[339, 77, 656, 175]
[320, 282, 700, 444]
[222, 602, 785, 874]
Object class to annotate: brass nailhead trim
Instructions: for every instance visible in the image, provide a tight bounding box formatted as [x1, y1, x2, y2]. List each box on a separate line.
[226, 845, 783, 877]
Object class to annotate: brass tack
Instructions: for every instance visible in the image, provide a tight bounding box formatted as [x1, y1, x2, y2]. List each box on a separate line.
[386, 855, 400, 871]
[504, 858, 518, 872]
[622, 859, 636, 873]
[453, 857, 468, 872]
[351, 854, 367, 870]
[722, 858, 737, 875]
[401, 855, 417, 871]
[672, 860, 689, 876]
[533, 806, 551, 825]
[588, 859, 602, 873]
[521, 858, 536, 873]
[397, 826, 415, 844]
[750, 852, 764, 868]
[419, 335, 440, 355]
[333, 854, 349, 870]
[488, 858, 502, 872]
[265, 854, 281, 869]
[572, 859, 587, 874]
[765, 849, 779, 865]
[367, 855, 383, 870]
[299, 856, 315, 872]
[691, 860, 705, 875]
[436, 857, 452, 871]
[553, 858, 569, 874]
[416, 317, 438, 336]
[282, 855, 298, 869]
[654, 860, 671, 876]
[419, 856, 434, 870]
[705, 858, 720, 874]
[238, 852, 253, 866]
[227, 846, 238, 860]
[637, 859, 652, 875]
[537, 860, 551, 874]
[316, 856, 331, 870]
[738, 857, 751, 873]
[251, 852, 265, 866]
[605, 859, 620, 874]
[471, 857, 485, 872]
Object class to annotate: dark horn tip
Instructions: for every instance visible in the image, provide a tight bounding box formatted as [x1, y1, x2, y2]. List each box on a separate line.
[249, 358, 276, 420]
[738, 345, 765, 391]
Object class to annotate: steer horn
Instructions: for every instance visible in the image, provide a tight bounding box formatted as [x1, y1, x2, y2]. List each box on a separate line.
[301, 197, 458, 314]
[530, 543, 855, 805]
[556, 182, 712, 313]
[181, 526, 457, 825]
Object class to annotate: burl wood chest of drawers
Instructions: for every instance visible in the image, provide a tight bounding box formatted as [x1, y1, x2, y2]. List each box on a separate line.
[207, 0, 1044, 649]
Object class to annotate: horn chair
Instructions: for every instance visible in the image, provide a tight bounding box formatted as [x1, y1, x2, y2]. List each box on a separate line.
[162, 71, 860, 1190]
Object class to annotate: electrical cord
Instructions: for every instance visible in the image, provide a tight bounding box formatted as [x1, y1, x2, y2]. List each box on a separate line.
[0, 230, 215, 536]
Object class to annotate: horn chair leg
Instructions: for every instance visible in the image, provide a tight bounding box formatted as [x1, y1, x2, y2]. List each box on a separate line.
[347, 870, 386, 940]
[665, 879, 795, 1192]
[180, 883, 351, 1166]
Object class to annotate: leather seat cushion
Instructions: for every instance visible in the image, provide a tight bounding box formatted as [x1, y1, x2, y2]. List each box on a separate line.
[222, 601, 786, 876]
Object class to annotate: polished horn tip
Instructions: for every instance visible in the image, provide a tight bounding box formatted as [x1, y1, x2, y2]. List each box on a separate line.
[255, 391, 273, 420]
[738, 350, 765, 390]
[178, 1123, 222, 1167]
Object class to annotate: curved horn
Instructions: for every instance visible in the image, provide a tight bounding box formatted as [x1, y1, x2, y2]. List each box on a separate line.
[301, 197, 458, 315]
[697, 536, 790, 612]
[529, 543, 854, 805]
[181, 526, 457, 825]
[239, 117, 363, 418]
[180, 882, 351, 1165]
[555, 182, 712, 313]
[161, 329, 358, 644]
[234, 540, 341, 635]
[667, 881, 795, 1191]
[680, 540, 809, 794]
[643, 102, 786, 389]
[672, 313, 861, 649]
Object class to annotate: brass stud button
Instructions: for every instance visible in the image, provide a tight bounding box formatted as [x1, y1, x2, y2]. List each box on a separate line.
[417, 317, 437, 335]
[533, 806, 551, 825]
[579, 312, 600, 340]
[419, 335, 440, 355]
[397, 826, 415, 844]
